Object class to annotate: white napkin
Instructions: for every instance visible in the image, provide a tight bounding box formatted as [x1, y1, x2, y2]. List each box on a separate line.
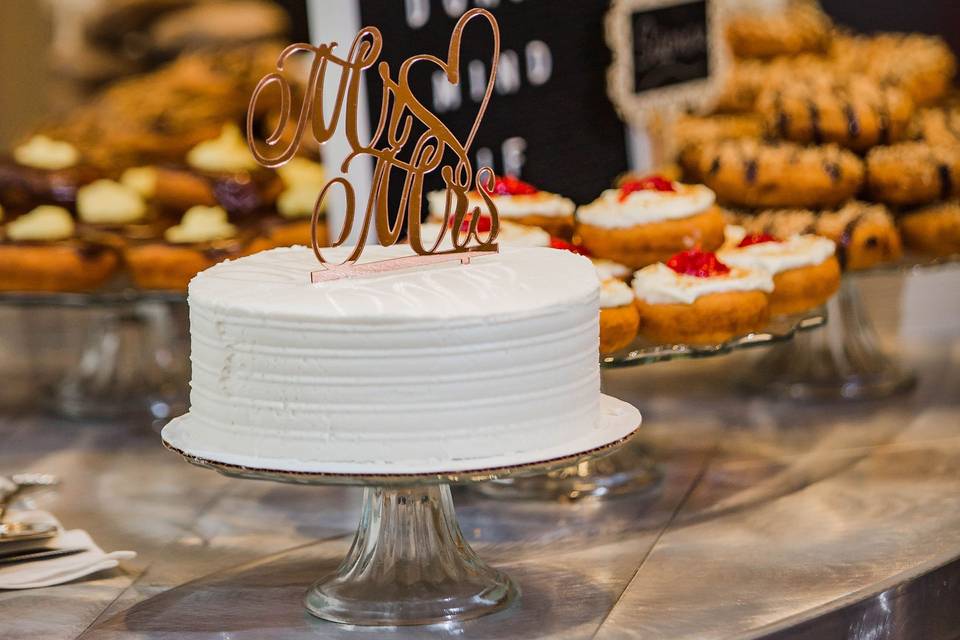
[0, 511, 136, 590]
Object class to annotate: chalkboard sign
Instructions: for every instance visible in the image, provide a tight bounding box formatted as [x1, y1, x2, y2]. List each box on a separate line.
[354, 0, 630, 204]
[607, 0, 727, 127]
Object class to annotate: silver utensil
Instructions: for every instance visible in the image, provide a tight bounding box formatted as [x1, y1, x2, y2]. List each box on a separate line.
[0, 547, 85, 566]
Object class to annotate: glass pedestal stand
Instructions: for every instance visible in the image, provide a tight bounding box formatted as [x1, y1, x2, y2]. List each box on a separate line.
[739, 277, 915, 401]
[474, 311, 825, 502]
[161, 402, 641, 626]
[305, 484, 515, 625]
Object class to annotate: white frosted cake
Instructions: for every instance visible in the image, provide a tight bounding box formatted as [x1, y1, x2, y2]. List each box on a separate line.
[161, 244, 639, 473]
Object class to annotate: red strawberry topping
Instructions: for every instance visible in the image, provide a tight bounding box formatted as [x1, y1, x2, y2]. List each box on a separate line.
[737, 232, 779, 248]
[448, 214, 492, 233]
[618, 175, 676, 202]
[491, 175, 539, 196]
[666, 248, 730, 277]
[549, 237, 592, 256]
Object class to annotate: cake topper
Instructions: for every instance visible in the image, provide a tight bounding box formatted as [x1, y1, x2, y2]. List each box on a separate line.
[247, 8, 501, 282]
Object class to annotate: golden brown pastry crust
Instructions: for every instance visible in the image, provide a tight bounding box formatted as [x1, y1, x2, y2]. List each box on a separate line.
[634, 290, 770, 345]
[757, 76, 914, 151]
[260, 217, 328, 249]
[866, 142, 960, 207]
[577, 207, 725, 270]
[699, 139, 864, 209]
[503, 213, 573, 240]
[898, 200, 960, 257]
[726, 2, 832, 59]
[599, 304, 640, 354]
[674, 114, 763, 181]
[0, 242, 118, 292]
[124, 239, 262, 291]
[769, 256, 841, 316]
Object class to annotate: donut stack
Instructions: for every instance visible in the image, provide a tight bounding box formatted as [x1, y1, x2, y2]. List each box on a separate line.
[674, 0, 960, 266]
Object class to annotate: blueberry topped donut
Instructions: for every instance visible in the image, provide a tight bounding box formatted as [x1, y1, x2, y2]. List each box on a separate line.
[757, 75, 914, 151]
[698, 139, 864, 209]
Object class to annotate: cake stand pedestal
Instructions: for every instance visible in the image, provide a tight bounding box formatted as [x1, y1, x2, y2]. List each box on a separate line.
[738, 278, 915, 400]
[161, 396, 640, 626]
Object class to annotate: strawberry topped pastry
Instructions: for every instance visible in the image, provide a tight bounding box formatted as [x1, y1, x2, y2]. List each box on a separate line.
[576, 176, 725, 270]
[427, 175, 576, 239]
[718, 225, 840, 315]
[631, 247, 773, 345]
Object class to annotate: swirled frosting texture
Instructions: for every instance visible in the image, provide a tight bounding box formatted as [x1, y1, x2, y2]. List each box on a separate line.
[184, 245, 601, 467]
[577, 184, 715, 228]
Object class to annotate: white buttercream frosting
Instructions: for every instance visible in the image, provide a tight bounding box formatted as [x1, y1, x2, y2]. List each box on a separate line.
[577, 183, 715, 229]
[427, 189, 575, 219]
[77, 179, 147, 224]
[6, 206, 75, 241]
[632, 262, 773, 305]
[121, 167, 157, 198]
[717, 227, 836, 275]
[417, 219, 549, 248]
[592, 258, 631, 281]
[183, 245, 601, 467]
[600, 278, 634, 308]
[13, 135, 79, 170]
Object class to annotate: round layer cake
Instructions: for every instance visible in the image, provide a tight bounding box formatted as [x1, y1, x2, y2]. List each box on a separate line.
[165, 244, 623, 472]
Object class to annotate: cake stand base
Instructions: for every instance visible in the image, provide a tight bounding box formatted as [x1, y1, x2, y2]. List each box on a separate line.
[739, 278, 916, 401]
[473, 443, 661, 501]
[305, 484, 516, 625]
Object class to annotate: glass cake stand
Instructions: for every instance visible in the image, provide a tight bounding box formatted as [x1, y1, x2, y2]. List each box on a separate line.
[0, 288, 187, 419]
[161, 396, 642, 626]
[475, 310, 826, 502]
[738, 254, 960, 401]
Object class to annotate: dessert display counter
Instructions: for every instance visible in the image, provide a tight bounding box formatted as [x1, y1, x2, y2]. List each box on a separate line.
[1, 275, 958, 639]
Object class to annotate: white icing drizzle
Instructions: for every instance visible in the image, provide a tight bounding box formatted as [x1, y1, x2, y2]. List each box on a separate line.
[632, 262, 773, 305]
[576, 183, 716, 229]
[184, 245, 602, 466]
[600, 278, 634, 308]
[427, 190, 575, 219]
[592, 258, 631, 281]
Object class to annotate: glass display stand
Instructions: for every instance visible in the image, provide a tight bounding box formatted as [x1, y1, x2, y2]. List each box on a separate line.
[162, 406, 641, 626]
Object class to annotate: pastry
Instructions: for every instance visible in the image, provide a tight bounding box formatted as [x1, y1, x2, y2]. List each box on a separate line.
[576, 176, 725, 269]
[714, 55, 832, 113]
[631, 248, 773, 345]
[0, 205, 118, 292]
[699, 139, 864, 208]
[75, 178, 172, 247]
[829, 33, 956, 106]
[124, 204, 262, 290]
[598, 277, 639, 354]
[0, 136, 98, 211]
[908, 106, 960, 147]
[732, 201, 903, 270]
[418, 217, 550, 250]
[166, 244, 620, 468]
[138, 123, 283, 216]
[260, 157, 328, 248]
[757, 75, 914, 151]
[673, 113, 763, 181]
[898, 200, 960, 257]
[865, 142, 960, 206]
[725, 1, 832, 59]
[718, 226, 840, 315]
[427, 176, 575, 239]
[592, 258, 631, 282]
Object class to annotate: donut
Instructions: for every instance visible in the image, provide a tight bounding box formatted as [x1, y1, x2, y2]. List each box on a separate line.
[898, 199, 960, 257]
[866, 142, 960, 207]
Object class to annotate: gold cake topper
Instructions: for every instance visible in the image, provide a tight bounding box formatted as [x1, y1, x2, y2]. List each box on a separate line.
[247, 8, 501, 282]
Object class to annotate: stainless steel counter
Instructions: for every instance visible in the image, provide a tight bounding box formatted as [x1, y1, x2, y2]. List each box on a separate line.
[1, 274, 958, 639]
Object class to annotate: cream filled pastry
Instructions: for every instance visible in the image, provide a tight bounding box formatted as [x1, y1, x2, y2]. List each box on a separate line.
[598, 277, 640, 354]
[417, 218, 549, 249]
[427, 175, 576, 238]
[577, 176, 726, 269]
[12, 135, 79, 170]
[592, 258, 632, 281]
[0, 205, 119, 292]
[631, 248, 772, 345]
[77, 179, 148, 225]
[259, 157, 329, 249]
[718, 226, 840, 315]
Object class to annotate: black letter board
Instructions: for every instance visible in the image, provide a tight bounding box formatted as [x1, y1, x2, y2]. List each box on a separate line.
[357, 0, 629, 205]
[631, 1, 708, 93]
